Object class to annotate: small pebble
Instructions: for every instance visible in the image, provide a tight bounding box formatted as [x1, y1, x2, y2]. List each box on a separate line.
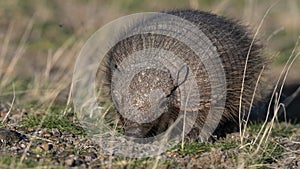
[64, 157, 75, 167]
[41, 143, 53, 151]
[43, 132, 52, 138]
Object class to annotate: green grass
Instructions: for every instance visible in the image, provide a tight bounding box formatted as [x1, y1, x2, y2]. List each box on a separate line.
[170, 141, 212, 155]
[247, 122, 299, 137]
[0, 154, 61, 169]
[19, 106, 85, 136]
[20, 115, 85, 135]
[214, 139, 239, 151]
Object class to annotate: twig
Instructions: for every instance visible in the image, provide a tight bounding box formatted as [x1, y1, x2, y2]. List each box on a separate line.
[2, 84, 15, 123]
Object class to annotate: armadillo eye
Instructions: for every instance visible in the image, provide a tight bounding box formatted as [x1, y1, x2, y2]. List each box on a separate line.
[159, 98, 168, 109]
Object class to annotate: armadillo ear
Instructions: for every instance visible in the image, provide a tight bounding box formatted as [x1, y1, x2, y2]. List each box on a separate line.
[175, 64, 189, 86]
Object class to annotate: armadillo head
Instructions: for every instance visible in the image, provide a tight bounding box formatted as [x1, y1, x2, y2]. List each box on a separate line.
[111, 65, 189, 138]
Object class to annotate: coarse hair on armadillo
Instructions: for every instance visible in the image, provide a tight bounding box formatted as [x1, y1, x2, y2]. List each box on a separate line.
[97, 9, 266, 141]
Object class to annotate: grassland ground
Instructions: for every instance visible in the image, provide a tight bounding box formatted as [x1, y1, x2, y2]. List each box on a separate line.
[0, 103, 299, 168]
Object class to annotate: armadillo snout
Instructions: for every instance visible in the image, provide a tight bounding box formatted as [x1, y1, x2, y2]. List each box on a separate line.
[124, 126, 149, 138]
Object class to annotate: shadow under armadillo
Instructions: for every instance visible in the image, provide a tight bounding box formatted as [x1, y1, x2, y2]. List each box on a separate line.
[278, 81, 300, 123]
[250, 80, 300, 124]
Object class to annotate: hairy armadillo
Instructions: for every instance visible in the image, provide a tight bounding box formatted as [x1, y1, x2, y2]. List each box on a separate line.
[102, 9, 266, 141]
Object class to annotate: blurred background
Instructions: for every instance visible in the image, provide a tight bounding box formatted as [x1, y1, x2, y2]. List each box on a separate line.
[0, 0, 299, 106]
